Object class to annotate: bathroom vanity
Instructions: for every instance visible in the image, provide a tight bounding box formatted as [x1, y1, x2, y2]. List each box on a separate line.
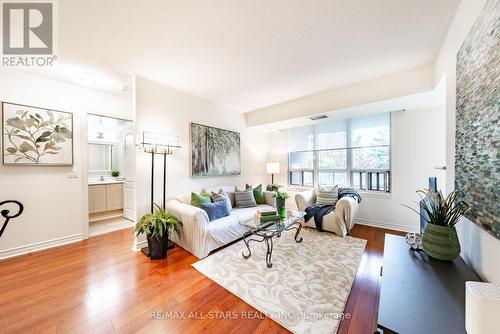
[88, 181, 123, 215]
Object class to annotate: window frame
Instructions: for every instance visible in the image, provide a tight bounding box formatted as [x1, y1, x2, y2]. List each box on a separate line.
[287, 115, 392, 193]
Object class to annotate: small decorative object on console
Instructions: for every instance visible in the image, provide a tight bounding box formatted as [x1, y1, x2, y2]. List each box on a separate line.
[111, 170, 120, 177]
[405, 232, 423, 250]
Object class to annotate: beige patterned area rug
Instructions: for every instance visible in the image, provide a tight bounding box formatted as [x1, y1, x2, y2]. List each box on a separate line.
[192, 227, 367, 334]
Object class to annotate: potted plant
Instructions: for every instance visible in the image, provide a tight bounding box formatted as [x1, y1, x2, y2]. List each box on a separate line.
[266, 184, 283, 192]
[273, 191, 289, 218]
[404, 189, 470, 261]
[135, 204, 182, 260]
[111, 170, 120, 178]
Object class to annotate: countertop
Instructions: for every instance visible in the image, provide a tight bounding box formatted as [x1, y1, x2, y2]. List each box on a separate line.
[88, 179, 125, 186]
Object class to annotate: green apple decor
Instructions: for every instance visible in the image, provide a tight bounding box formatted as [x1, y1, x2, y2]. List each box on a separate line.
[405, 189, 470, 261]
[273, 192, 289, 219]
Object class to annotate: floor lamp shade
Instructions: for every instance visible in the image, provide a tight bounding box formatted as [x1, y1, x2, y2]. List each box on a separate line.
[267, 162, 280, 184]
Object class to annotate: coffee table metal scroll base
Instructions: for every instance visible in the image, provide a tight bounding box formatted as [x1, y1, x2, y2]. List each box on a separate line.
[242, 222, 303, 268]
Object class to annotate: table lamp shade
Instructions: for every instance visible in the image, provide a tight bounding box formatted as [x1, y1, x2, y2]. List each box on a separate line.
[267, 162, 280, 174]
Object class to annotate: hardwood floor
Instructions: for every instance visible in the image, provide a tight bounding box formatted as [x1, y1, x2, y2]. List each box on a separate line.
[0, 225, 404, 334]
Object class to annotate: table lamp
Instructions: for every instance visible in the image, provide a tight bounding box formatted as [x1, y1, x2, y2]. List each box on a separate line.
[266, 162, 280, 184]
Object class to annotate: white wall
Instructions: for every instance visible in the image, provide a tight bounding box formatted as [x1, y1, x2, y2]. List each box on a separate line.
[0, 70, 132, 259]
[134, 76, 268, 221]
[434, 0, 499, 282]
[267, 106, 446, 232]
[245, 65, 435, 126]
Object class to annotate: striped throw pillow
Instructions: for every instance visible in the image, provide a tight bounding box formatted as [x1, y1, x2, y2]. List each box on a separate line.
[316, 185, 339, 206]
[235, 187, 257, 208]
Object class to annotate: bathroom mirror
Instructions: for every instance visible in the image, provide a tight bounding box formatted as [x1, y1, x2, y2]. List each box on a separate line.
[88, 143, 114, 171]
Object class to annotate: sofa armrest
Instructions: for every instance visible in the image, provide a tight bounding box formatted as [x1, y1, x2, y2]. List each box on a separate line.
[335, 197, 359, 236]
[295, 189, 316, 211]
[166, 199, 211, 258]
[166, 200, 209, 230]
[264, 191, 276, 207]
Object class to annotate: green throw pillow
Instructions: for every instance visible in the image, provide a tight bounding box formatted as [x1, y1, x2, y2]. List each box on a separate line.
[191, 190, 211, 207]
[246, 183, 266, 205]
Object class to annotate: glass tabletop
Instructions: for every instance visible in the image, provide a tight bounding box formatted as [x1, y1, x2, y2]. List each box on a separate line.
[240, 210, 306, 232]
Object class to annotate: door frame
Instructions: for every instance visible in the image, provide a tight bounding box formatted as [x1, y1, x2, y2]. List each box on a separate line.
[82, 113, 135, 239]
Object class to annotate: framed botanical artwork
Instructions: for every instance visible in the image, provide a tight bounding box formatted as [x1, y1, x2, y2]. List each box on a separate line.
[2, 102, 73, 166]
[190, 122, 241, 177]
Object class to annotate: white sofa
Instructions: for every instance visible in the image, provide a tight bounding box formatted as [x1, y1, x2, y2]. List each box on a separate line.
[166, 186, 276, 258]
[294, 189, 359, 236]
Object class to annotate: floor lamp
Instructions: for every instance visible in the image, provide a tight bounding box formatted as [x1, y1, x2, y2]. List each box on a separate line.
[139, 131, 181, 256]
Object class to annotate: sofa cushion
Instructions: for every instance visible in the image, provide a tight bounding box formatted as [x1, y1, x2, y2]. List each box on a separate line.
[226, 191, 236, 208]
[201, 201, 230, 222]
[207, 214, 249, 245]
[315, 185, 339, 206]
[210, 189, 233, 212]
[235, 187, 257, 208]
[191, 190, 211, 207]
[246, 183, 266, 204]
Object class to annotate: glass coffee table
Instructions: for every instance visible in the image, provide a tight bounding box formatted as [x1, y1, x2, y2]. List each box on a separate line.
[240, 210, 306, 268]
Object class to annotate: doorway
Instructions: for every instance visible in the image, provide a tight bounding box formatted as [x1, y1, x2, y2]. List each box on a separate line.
[87, 114, 136, 237]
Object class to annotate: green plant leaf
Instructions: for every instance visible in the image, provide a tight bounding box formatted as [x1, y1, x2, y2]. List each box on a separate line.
[6, 117, 26, 130]
[36, 131, 52, 143]
[52, 133, 66, 143]
[26, 116, 36, 128]
[13, 134, 31, 140]
[59, 127, 72, 139]
[19, 141, 35, 153]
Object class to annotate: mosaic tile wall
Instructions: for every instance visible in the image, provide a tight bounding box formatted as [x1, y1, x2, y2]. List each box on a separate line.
[455, 0, 499, 239]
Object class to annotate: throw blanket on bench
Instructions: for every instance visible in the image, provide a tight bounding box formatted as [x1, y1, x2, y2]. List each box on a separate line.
[304, 188, 362, 231]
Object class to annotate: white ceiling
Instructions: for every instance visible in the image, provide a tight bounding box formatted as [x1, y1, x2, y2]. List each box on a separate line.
[50, 0, 459, 111]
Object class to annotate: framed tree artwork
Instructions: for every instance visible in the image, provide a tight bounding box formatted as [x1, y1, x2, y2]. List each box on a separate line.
[2, 102, 73, 166]
[190, 123, 240, 177]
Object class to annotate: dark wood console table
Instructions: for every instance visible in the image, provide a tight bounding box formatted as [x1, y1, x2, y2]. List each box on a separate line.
[377, 234, 481, 334]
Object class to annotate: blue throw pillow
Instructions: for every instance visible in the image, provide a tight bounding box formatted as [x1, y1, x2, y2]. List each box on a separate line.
[200, 200, 230, 222]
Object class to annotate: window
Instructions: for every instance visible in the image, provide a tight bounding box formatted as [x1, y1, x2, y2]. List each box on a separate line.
[288, 113, 391, 192]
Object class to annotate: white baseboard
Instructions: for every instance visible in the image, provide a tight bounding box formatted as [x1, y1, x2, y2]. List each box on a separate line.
[355, 218, 418, 233]
[0, 234, 83, 260]
[132, 239, 147, 252]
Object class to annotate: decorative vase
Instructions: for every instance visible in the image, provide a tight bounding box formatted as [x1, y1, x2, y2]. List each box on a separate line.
[422, 224, 461, 261]
[276, 198, 286, 218]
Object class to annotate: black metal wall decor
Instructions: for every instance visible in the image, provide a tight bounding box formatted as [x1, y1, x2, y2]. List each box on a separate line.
[0, 200, 24, 238]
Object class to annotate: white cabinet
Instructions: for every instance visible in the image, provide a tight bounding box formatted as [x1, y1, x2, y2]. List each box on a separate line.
[89, 185, 107, 213]
[88, 183, 123, 213]
[106, 184, 123, 210]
